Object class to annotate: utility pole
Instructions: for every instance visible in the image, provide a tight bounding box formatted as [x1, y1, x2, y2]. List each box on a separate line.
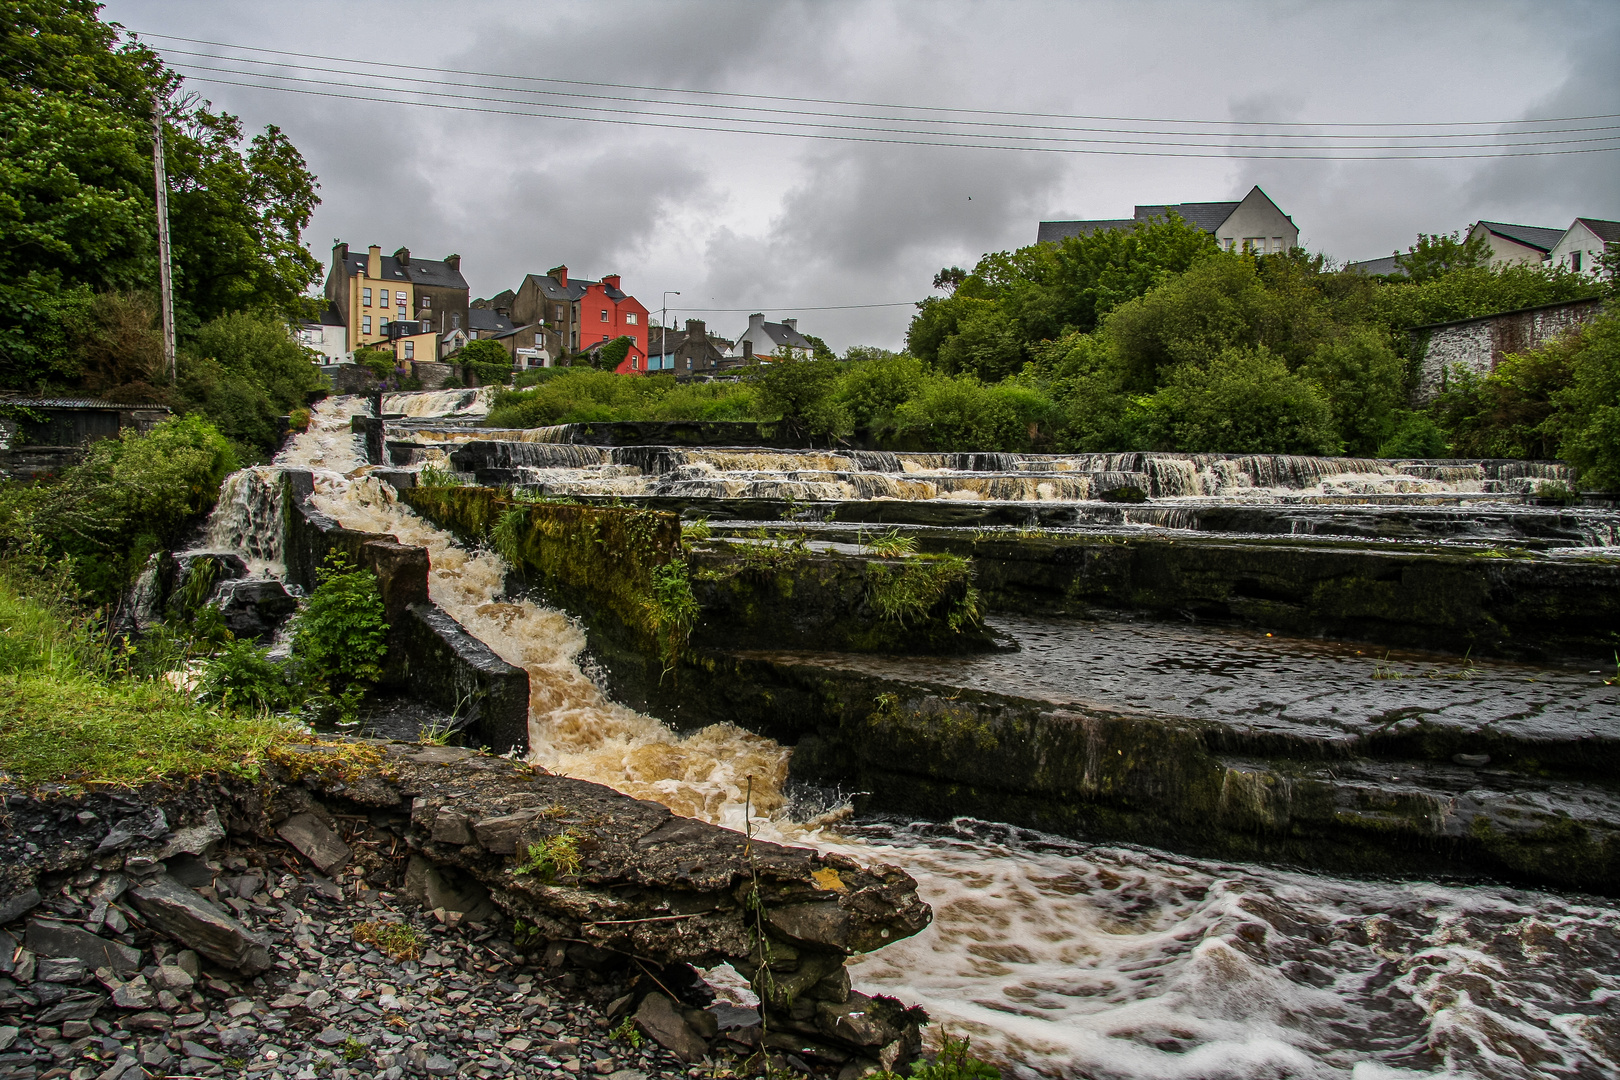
[661, 291, 680, 369]
[151, 93, 177, 384]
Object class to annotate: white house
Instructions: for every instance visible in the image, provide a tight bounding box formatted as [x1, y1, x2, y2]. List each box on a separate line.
[1039, 185, 1298, 255]
[1546, 218, 1620, 277]
[728, 314, 814, 360]
[1462, 221, 1565, 266]
[298, 303, 351, 364]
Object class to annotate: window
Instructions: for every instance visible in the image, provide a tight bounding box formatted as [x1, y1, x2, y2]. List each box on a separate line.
[362, 288, 372, 306]
[1571, 251, 1583, 272]
[404, 341, 415, 360]
[362, 316, 372, 334]
[380, 318, 390, 333]
[380, 289, 389, 307]
[421, 318, 431, 332]
[1271, 237, 1284, 253]
[555, 305, 565, 321]
[600, 309, 609, 323]
[420, 295, 431, 309]
[1244, 238, 1263, 254]
[626, 313, 638, 325]
[1221, 238, 1235, 252]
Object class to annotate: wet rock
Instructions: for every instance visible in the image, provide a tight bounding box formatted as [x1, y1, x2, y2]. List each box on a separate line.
[219, 1027, 257, 1052]
[0, 886, 41, 924]
[37, 956, 88, 983]
[97, 1051, 140, 1080]
[126, 874, 272, 975]
[110, 977, 155, 1009]
[36, 994, 104, 1024]
[402, 857, 496, 922]
[0, 1026, 15, 1051]
[24, 919, 141, 974]
[765, 902, 852, 951]
[212, 577, 298, 642]
[276, 812, 353, 874]
[157, 810, 226, 860]
[149, 965, 194, 993]
[633, 993, 708, 1063]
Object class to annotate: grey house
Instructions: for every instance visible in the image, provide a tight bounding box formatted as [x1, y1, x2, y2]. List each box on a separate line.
[1039, 185, 1298, 255]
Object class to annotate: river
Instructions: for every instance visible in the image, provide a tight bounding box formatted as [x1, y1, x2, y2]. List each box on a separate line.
[245, 395, 1619, 1080]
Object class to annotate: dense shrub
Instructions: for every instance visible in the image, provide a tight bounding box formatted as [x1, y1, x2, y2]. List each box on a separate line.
[1140, 347, 1340, 455]
[0, 414, 237, 601]
[890, 375, 1054, 452]
[290, 553, 388, 719]
[1549, 313, 1620, 489]
[178, 310, 328, 461]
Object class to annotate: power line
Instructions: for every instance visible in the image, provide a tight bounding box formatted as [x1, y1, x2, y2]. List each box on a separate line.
[166, 62, 1620, 153]
[154, 47, 1620, 142]
[660, 303, 918, 313]
[170, 73, 1620, 161]
[139, 32, 1620, 131]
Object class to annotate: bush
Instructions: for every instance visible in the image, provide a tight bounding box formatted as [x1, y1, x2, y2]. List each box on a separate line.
[200, 638, 301, 714]
[756, 359, 847, 435]
[180, 311, 329, 460]
[1378, 412, 1449, 458]
[1298, 330, 1407, 456]
[890, 374, 1054, 451]
[1142, 347, 1340, 455]
[354, 348, 395, 380]
[835, 353, 928, 428]
[593, 335, 633, 372]
[0, 415, 237, 601]
[1549, 313, 1620, 489]
[458, 338, 514, 386]
[290, 553, 388, 719]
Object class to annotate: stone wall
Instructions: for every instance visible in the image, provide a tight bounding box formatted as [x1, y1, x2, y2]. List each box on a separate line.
[1415, 297, 1604, 399]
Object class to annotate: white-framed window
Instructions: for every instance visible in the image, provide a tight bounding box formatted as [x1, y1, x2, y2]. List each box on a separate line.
[362, 288, 372, 306]
[420, 295, 432, 309]
[421, 318, 431, 332]
[555, 304, 565, 321]
[362, 316, 372, 334]
[600, 309, 609, 323]
[380, 289, 389, 307]
[451, 313, 461, 330]
[1571, 251, 1583, 272]
[1271, 237, 1284, 253]
[626, 312, 638, 325]
[404, 341, 415, 360]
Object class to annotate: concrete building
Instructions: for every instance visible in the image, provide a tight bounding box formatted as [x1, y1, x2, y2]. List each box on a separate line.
[1547, 218, 1620, 277]
[1411, 297, 1605, 400]
[1464, 221, 1566, 266]
[297, 303, 350, 364]
[323, 243, 468, 356]
[647, 320, 734, 375]
[1038, 185, 1298, 255]
[509, 266, 649, 369]
[728, 314, 814, 361]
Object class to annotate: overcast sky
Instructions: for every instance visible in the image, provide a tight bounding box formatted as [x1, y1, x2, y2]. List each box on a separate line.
[106, 0, 1620, 351]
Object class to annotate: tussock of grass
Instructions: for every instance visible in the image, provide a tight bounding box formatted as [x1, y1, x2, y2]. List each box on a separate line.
[352, 920, 423, 961]
[0, 570, 289, 787]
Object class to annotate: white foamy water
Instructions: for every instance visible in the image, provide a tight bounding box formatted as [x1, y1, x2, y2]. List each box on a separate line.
[261, 395, 1620, 1080]
[382, 387, 491, 418]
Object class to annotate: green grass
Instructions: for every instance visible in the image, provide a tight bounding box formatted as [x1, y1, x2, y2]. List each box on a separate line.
[0, 569, 290, 787]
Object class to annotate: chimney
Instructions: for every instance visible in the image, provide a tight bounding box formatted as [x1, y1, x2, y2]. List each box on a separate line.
[367, 245, 382, 278]
[743, 340, 753, 360]
[394, 246, 411, 266]
[549, 265, 568, 288]
[496, 307, 511, 319]
[686, 318, 705, 342]
[782, 317, 797, 332]
[445, 254, 461, 272]
[334, 241, 349, 267]
[602, 273, 621, 290]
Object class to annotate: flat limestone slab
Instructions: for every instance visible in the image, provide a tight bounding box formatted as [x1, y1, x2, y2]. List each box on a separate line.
[740, 614, 1619, 773]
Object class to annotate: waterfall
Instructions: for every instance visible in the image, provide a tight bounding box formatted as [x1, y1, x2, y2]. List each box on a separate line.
[382, 387, 491, 418]
[202, 467, 286, 577]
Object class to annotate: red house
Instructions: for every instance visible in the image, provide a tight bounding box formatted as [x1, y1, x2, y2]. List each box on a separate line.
[581, 274, 650, 374]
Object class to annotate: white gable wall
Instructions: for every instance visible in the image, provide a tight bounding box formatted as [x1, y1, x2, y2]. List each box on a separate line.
[1214, 187, 1298, 255]
[1546, 221, 1612, 277]
[1466, 222, 1549, 267]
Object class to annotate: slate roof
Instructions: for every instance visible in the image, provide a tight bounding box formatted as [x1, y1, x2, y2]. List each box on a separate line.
[1346, 255, 1405, 277]
[1036, 219, 1135, 244]
[1134, 200, 1243, 233]
[304, 302, 345, 327]
[1474, 221, 1565, 253]
[468, 309, 516, 334]
[1574, 218, 1620, 244]
[339, 251, 469, 290]
[0, 397, 168, 410]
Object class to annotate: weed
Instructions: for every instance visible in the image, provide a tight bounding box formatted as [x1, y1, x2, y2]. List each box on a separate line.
[867, 555, 980, 631]
[514, 833, 582, 881]
[290, 553, 389, 722]
[647, 559, 700, 678]
[513, 918, 547, 950]
[1534, 480, 1581, 505]
[491, 507, 527, 564]
[1607, 651, 1619, 687]
[199, 638, 301, 714]
[340, 1037, 368, 1063]
[910, 1032, 1000, 1080]
[415, 718, 458, 746]
[865, 528, 917, 558]
[610, 1016, 644, 1048]
[681, 516, 713, 549]
[417, 464, 464, 489]
[352, 920, 423, 962]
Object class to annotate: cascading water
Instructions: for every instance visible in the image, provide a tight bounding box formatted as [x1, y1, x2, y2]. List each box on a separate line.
[227, 395, 1618, 1079]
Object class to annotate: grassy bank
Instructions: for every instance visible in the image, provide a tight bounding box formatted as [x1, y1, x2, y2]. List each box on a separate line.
[0, 567, 289, 787]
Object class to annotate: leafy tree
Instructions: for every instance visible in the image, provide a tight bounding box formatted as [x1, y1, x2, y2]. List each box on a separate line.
[932, 266, 968, 293]
[1378, 412, 1449, 458]
[1298, 330, 1407, 456]
[834, 353, 927, 427]
[934, 301, 1025, 381]
[1141, 347, 1340, 455]
[457, 337, 514, 385]
[176, 311, 326, 461]
[756, 359, 847, 436]
[0, 1, 321, 388]
[801, 333, 838, 363]
[1393, 229, 1494, 283]
[1548, 313, 1620, 489]
[891, 374, 1054, 452]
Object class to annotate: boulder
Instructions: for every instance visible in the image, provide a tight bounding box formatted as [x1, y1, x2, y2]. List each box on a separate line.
[402, 856, 495, 922]
[0, 887, 40, 925]
[765, 901, 852, 952]
[24, 919, 141, 974]
[127, 874, 272, 976]
[211, 578, 298, 642]
[633, 993, 709, 1063]
[276, 812, 353, 874]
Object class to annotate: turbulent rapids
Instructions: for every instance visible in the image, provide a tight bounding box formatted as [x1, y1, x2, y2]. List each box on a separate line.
[191, 395, 1620, 1080]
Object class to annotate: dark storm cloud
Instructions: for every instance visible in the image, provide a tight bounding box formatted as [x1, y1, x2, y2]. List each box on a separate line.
[104, 0, 1620, 350]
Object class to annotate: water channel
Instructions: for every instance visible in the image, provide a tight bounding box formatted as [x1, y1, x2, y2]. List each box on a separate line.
[205, 394, 1619, 1079]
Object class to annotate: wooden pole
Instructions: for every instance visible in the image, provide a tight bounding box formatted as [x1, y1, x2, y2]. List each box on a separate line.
[151, 94, 176, 384]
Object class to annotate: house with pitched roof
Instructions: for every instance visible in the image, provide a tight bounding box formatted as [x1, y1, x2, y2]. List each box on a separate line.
[1547, 218, 1620, 276]
[509, 266, 649, 370]
[323, 243, 470, 357]
[1038, 185, 1298, 255]
[728, 314, 814, 362]
[1464, 221, 1566, 266]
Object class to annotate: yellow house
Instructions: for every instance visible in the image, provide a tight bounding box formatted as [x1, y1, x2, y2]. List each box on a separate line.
[390, 331, 438, 366]
[323, 243, 470, 358]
